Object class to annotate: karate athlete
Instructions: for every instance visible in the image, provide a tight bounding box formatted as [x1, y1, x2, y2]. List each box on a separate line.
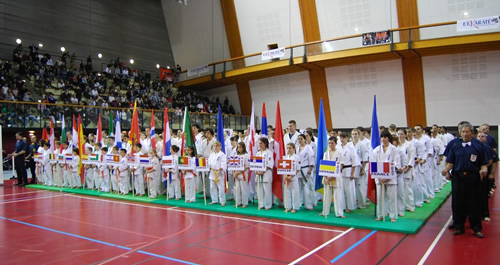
[84, 146, 94, 189]
[320, 136, 344, 218]
[199, 128, 215, 198]
[70, 148, 80, 188]
[398, 129, 416, 212]
[208, 141, 227, 206]
[296, 134, 315, 210]
[372, 131, 401, 222]
[41, 142, 53, 186]
[339, 132, 361, 213]
[182, 146, 197, 202]
[117, 148, 130, 195]
[351, 129, 369, 209]
[146, 149, 160, 199]
[166, 145, 181, 200]
[233, 142, 250, 208]
[110, 146, 120, 193]
[130, 143, 146, 196]
[255, 138, 274, 210]
[52, 141, 63, 187]
[283, 143, 300, 213]
[412, 128, 427, 208]
[392, 135, 408, 217]
[99, 147, 110, 192]
[61, 141, 72, 187]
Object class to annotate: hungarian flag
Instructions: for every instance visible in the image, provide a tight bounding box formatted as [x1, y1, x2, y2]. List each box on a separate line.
[272, 101, 284, 201]
[150, 109, 156, 150]
[89, 153, 99, 162]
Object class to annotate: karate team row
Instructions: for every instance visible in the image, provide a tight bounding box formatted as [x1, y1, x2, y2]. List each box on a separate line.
[32, 126, 449, 218]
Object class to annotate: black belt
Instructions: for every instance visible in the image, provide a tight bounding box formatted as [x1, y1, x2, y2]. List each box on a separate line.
[341, 165, 352, 171]
[454, 170, 478, 176]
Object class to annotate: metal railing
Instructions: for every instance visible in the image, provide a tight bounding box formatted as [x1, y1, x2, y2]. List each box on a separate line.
[0, 100, 250, 132]
[176, 20, 498, 83]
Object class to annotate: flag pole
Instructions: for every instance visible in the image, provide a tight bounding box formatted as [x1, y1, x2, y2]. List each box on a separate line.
[234, 178, 238, 209]
[257, 174, 261, 211]
[284, 177, 288, 213]
[323, 182, 327, 218]
[146, 173, 150, 199]
[382, 182, 385, 222]
[203, 173, 207, 205]
[132, 171, 135, 197]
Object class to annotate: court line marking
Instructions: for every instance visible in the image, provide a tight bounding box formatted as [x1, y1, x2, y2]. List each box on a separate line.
[330, 230, 377, 263]
[0, 195, 64, 204]
[0, 191, 46, 197]
[66, 194, 345, 233]
[0, 216, 198, 265]
[289, 227, 354, 265]
[417, 215, 453, 265]
[0, 194, 62, 203]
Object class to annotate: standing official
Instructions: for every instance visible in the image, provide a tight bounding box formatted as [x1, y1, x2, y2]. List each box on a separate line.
[9, 132, 28, 186]
[442, 124, 488, 238]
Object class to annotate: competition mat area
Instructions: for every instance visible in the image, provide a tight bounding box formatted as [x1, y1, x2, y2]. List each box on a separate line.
[26, 183, 452, 234]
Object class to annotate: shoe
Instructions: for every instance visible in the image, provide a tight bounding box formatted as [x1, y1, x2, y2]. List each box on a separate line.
[10, 177, 17, 179]
[474, 231, 484, 238]
[484, 217, 491, 222]
[448, 223, 455, 229]
[453, 229, 465, 236]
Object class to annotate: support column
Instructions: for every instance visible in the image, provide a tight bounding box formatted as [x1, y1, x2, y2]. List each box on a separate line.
[298, 0, 332, 129]
[220, 0, 252, 115]
[397, 0, 426, 126]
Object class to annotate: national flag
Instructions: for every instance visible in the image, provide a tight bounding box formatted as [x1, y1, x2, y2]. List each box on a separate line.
[72, 115, 78, 148]
[227, 156, 242, 166]
[60, 115, 66, 153]
[48, 153, 55, 160]
[315, 99, 329, 192]
[42, 128, 48, 141]
[277, 159, 292, 170]
[78, 114, 85, 180]
[163, 107, 172, 156]
[150, 109, 156, 150]
[34, 152, 42, 162]
[319, 160, 338, 172]
[216, 105, 225, 154]
[181, 106, 196, 156]
[65, 153, 73, 162]
[368, 95, 380, 204]
[196, 157, 206, 167]
[251, 156, 263, 163]
[96, 113, 103, 145]
[162, 156, 174, 168]
[139, 154, 151, 165]
[58, 154, 65, 162]
[272, 101, 285, 201]
[89, 153, 99, 162]
[129, 101, 140, 154]
[81, 154, 89, 161]
[49, 117, 55, 153]
[115, 112, 122, 149]
[178, 156, 189, 166]
[108, 111, 114, 137]
[370, 162, 391, 174]
[261, 102, 268, 137]
[113, 155, 120, 163]
[248, 102, 257, 157]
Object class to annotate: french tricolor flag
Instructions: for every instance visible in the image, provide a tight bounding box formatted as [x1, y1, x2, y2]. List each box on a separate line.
[150, 109, 156, 150]
[370, 162, 391, 174]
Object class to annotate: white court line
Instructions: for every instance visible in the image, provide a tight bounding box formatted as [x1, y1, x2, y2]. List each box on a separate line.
[0, 191, 46, 197]
[417, 215, 453, 265]
[0, 195, 64, 204]
[65, 194, 345, 233]
[289, 227, 355, 265]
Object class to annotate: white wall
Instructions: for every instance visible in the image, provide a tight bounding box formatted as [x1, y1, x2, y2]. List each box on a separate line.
[325, 59, 407, 128]
[423, 50, 500, 126]
[204, 84, 241, 114]
[316, 0, 399, 52]
[418, 0, 500, 39]
[234, 0, 304, 66]
[249, 71, 315, 130]
[161, 0, 231, 71]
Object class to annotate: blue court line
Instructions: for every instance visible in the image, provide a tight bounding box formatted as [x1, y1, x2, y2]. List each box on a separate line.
[331, 230, 377, 263]
[0, 216, 198, 265]
[492, 208, 500, 211]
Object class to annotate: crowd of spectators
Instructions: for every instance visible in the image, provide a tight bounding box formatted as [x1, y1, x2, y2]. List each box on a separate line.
[0, 44, 237, 127]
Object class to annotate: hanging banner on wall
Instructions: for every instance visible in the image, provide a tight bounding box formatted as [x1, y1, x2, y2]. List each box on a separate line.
[362, 30, 391, 46]
[261, 47, 285, 60]
[187, 64, 209, 77]
[457, 16, 500, 31]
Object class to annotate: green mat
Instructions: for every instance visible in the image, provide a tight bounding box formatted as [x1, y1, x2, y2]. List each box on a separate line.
[26, 183, 451, 234]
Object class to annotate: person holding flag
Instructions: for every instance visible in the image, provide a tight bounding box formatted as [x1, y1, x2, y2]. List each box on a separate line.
[208, 141, 227, 206]
[296, 134, 315, 210]
[200, 128, 215, 198]
[181, 146, 197, 202]
[130, 143, 146, 196]
[70, 148, 81, 188]
[41, 142, 53, 186]
[165, 145, 182, 200]
[146, 148, 161, 199]
[256, 138, 274, 210]
[283, 143, 300, 213]
[321, 136, 344, 218]
[233, 142, 250, 208]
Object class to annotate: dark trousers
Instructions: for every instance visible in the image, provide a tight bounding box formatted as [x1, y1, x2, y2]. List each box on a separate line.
[28, 160, 36, 183]
[452, 172, 482, 232]
[15, 158, 28, 185]
[480, 178, 491, 218]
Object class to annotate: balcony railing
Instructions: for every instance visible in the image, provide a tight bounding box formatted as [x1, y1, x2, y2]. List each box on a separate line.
[0, 100, 250, 132]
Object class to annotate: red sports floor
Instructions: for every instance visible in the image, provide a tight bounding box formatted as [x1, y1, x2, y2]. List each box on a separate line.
[1, 179, 498, 265]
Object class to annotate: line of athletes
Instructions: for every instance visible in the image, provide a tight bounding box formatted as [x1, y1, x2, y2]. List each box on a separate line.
[32, 124, 452, 221]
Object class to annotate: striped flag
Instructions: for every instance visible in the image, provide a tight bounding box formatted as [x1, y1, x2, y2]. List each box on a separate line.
[150, 109, 156, 150]
[163, 107, 171, 156]
[249, 156, 265, 171]
[96, 113, 103, 145]
[72, 115, 78, 148]
[318, 160, 341, 177]
[162, 156, 174, 169]
[60, 115, 66, 153]
[115, 112, 122, 149]
[272, 101, 284, 201]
